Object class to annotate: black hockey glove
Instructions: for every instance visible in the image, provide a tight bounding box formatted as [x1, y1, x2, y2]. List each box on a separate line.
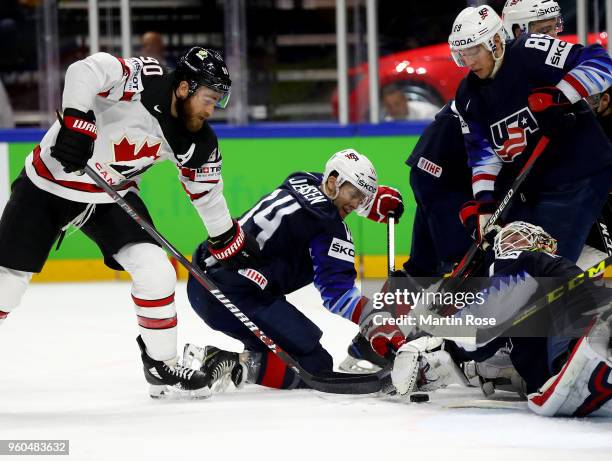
[51, 108, 97, 173]
[528, 87, 576, 138]
[208, 220, 263, 269]
[459, 199, 498, 245]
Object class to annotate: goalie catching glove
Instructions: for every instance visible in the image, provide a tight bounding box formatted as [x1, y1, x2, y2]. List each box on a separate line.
[391, 336, 468, 395]
[208, 220, 263, 269]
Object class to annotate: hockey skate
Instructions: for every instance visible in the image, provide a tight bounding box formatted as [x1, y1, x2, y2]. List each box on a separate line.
[136, 336, 212, 399]
[183, 343, 247, 393]
[338, 333, 390, 374]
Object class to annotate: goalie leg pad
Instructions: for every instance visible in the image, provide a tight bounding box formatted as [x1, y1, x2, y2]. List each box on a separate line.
[528, 320, 612, 417]
[114, 243, 177, 362]
[0, 266, 32, 324]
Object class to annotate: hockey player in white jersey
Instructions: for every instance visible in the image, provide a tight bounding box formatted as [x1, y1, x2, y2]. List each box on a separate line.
[0, 47, 261, 398]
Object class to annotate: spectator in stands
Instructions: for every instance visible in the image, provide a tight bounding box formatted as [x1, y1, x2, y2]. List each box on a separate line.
[381, 83, 439, 121]
[140, 31, 168, 67]
[0, 79, 14, 128]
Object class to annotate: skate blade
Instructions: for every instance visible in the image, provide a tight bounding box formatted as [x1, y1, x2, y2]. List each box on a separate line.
[149, 384, 212, 400]
[338, 356, 382, 374]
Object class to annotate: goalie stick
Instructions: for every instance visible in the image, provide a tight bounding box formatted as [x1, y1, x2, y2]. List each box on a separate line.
[595, 198, 612, 256]
[83, 165, 390, 395]
[413, 255, 612, 347]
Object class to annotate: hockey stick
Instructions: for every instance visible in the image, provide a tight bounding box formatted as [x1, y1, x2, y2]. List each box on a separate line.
[450, 135, 551, 280]
[594, 197, 612, 256]
[387, 213, 395, 277]
[83, 165, 388, 394]
[474, 255, 612, 345]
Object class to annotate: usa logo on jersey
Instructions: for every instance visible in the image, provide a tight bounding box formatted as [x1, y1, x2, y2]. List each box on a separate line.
[490, 107, 539, 161]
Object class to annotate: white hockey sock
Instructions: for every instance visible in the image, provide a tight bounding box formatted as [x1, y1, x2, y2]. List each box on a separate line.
[114, 243, 178, 362]
[133, 293, 178, 362]
[0, 266, 33, 326]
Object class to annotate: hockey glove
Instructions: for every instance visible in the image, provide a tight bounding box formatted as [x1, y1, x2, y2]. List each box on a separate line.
[208, 220, 263, 269]
[51, 108, 97, 173]
[528, 86, 576, 138]
[364, 185, 404, 223]
[357, 290, 412, 359]
[459, 199, 498, 245]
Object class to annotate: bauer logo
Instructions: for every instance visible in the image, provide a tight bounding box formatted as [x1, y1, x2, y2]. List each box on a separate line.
[328, 237, 355, 263]
[490, 107, 539, 161]
[545, 40, 572, 69]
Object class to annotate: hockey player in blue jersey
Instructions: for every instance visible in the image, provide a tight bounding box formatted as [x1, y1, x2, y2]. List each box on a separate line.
[338, 103, 474, 374]
[391, 220, 612, 416]
[402, 101, 473, 278]
[183, 149, 405, 393]
[448, 5, 612, 263]
[502, 0, 564, 39]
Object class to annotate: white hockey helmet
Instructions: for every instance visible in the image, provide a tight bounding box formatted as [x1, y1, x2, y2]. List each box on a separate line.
[493, 221, 558, 258]
[502, 0, 563, 37]
[323, 149, 378, 214]
[448, 5, 510, 68]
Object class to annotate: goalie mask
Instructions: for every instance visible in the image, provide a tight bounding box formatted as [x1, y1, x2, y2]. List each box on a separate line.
[323, 149, 378, 215]
[493, 221, 558, 258]
[448, 6, 510, 69]
[502, 0, 563, 37]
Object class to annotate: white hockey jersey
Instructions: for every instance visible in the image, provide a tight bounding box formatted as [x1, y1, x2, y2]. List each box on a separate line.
[24, 52, 232, 237]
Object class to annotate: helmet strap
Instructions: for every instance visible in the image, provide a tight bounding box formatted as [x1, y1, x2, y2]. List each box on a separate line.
[490, 37, 505, 79]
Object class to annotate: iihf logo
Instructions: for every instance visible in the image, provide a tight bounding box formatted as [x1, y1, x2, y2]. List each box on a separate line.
[490, 107, 539, 162]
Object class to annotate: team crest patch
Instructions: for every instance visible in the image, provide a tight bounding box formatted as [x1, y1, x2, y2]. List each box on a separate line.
[490, 107, 539, 162]
[238, 268, 268, 290]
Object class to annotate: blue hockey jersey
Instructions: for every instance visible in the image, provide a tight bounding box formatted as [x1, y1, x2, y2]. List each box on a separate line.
[406, 101, 472, 190]
[455, 34, 612, 199]
[234, 172, 363, 321]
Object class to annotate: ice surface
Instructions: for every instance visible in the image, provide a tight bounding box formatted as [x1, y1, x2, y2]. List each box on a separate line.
[1, 282, 611, 461]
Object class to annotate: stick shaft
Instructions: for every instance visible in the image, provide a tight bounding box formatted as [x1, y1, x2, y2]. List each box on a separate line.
[83, 165, 386, 394]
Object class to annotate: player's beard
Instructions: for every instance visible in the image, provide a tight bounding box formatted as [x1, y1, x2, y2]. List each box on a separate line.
[176, 96, 205, 132]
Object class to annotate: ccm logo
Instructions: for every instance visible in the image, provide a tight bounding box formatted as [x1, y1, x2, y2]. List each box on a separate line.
[328, 237, 355, 263]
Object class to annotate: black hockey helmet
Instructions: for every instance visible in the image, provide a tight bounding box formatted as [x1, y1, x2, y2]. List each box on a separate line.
[174, 47, 232, 108]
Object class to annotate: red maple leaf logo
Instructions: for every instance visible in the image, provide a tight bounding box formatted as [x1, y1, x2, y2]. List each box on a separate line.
[113, 137, 161, 162]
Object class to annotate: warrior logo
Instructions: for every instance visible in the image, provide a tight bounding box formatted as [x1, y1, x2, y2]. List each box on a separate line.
[490, 107, 539, 162]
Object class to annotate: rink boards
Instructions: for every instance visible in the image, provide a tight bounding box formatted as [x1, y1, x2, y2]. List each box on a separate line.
[0, 123, 425, 282]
